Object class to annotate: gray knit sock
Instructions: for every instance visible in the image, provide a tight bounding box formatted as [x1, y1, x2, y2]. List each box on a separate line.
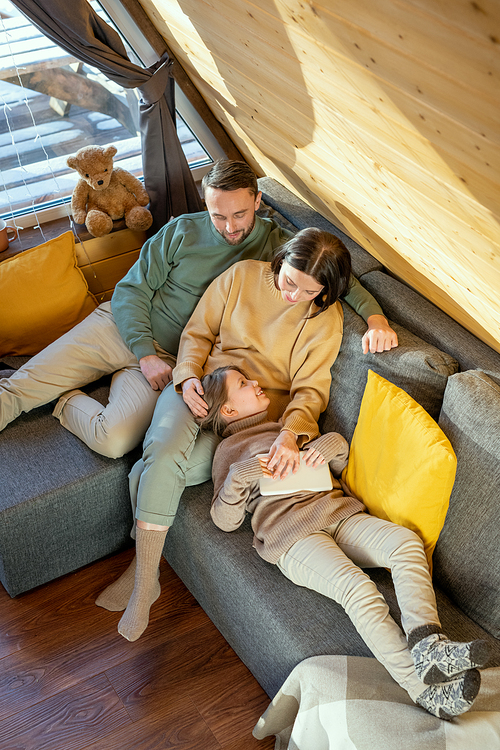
[409, 624, 491, 684]
[416, 669, 481, 720]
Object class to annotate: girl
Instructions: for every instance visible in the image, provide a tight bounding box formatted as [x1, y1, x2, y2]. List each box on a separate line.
[199, 364, 490, 721]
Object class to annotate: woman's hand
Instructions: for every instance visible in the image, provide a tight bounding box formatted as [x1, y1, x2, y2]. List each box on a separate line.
[182, 377, 208, 417]
[362, 315, 398, 354]
[266, 430, 300, 480]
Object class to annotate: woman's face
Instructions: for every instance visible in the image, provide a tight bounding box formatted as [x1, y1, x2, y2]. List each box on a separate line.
[277, 261, 324, 304]
[223, 369, 270, 421]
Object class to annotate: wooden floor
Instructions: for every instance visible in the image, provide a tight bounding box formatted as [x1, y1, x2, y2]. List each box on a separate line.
[0, 548, 275, 750]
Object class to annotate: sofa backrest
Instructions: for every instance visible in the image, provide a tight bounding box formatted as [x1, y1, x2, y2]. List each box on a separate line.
[320, 303, 459, 444]
[435, 371, 500, 639]
[260, 177, 500, 637]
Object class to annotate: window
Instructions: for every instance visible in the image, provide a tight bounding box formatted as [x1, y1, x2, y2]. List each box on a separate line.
[0, 0, 223, 226]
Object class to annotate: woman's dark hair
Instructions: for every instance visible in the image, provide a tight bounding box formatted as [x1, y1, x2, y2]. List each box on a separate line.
[271, 227, 352, 317]
[201, 160, 259, 198]
[196, 365, 250, 437]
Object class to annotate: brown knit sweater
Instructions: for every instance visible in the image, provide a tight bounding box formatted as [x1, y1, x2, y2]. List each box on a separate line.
[210, 414, 365, 564]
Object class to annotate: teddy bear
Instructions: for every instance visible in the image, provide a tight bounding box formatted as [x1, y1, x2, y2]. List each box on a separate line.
[67, 145, 153, 237]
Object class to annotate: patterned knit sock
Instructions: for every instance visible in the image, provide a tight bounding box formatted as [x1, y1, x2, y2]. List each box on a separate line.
[118, 528, 167, 641]
[409, 624, 491, 684]
[416, 669, 481, 720]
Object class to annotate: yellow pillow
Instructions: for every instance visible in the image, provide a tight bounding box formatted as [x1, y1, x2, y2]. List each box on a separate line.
[342, 370, 456, 573]
[0, 231, 98, 356]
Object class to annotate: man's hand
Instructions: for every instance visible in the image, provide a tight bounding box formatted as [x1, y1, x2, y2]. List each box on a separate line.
[362, 315, 398, 354]
[266, 430, 300, 480]
[139, 355, 173, 391]
[182, 377, 208, 418]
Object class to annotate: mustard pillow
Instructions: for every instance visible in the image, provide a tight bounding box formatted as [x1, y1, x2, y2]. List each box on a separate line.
[343, 370, 456, 573]
[0, 231, 98, 356]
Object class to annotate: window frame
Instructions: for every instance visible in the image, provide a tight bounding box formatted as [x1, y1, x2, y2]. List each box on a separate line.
[1, 0, 226, 227]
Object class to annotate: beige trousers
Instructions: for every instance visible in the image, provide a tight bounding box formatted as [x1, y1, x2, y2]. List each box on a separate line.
[0, 302, 175, 457]
[277, 512, 441, 701]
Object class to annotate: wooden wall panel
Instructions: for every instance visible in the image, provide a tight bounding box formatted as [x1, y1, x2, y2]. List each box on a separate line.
[139, 0, 500, 351]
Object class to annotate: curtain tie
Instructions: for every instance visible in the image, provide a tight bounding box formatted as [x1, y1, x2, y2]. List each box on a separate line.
[140, 52, 173, 105]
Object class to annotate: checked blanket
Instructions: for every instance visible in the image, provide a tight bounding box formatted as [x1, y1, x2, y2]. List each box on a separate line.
[253, 655, 500, 749]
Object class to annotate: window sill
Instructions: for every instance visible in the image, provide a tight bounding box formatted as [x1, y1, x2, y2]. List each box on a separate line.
[0, 218, 132, 263]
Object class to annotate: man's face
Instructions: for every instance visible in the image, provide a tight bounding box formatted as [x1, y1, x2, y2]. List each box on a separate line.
[205, 187, 262, 245]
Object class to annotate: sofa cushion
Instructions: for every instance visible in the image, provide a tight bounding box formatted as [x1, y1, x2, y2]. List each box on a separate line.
[319, 303, 459, 444]
[0, 376, 135, 596]
[258, 177, 383, 279]
[434, 370, 500, 638]
[360, 271, 500, 383]
[164, 480, 500, 699]
[343, 370, 456, 571]
[0, 231, 98, 357]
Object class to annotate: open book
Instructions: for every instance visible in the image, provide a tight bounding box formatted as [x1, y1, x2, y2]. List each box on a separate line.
[258, 453, 333, 496]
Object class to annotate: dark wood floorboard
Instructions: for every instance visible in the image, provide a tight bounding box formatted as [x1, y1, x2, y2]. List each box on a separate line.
[0, 549, 275, 750]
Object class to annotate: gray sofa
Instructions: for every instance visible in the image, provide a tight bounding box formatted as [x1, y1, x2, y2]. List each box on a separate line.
[1, 178, 499, 700]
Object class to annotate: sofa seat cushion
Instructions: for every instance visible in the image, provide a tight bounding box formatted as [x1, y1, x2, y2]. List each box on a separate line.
[164, 480, 500, 699]
[435, 370, 500, 638]
[319, 303, 459, 444]
[0, 377, 135, 596]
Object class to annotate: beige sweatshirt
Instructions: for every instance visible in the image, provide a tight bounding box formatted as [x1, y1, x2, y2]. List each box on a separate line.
[173, 260, 343, 442]
[210, 415, 365, 564]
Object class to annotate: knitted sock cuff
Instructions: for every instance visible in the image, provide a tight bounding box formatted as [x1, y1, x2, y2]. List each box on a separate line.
[408, 623, 443, 651]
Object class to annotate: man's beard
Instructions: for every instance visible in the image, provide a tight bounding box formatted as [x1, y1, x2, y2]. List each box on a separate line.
[217, 217, 255, 246]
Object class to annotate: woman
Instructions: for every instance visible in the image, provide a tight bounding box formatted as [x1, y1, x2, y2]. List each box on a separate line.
[99, 228, 373, 641]
[199, 364, 490, 721]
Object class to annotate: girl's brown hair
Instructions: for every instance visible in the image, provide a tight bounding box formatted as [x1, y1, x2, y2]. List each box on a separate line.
[196, 365, 250, 437]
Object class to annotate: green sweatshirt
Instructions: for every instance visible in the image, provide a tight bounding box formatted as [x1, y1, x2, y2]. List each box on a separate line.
[111, 210, 383, 362]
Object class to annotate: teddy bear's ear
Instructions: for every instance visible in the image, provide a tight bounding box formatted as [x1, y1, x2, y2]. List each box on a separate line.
[104, 145, 118, 159]
[67, 156, 78, 170]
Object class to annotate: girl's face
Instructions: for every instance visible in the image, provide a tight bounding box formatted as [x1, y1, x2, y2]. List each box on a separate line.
[277, 261, 324, 304]
[223, 369, 270, 421]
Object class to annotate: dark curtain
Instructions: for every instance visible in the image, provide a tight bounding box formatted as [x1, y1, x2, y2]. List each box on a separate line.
[11, 0, 203, 231]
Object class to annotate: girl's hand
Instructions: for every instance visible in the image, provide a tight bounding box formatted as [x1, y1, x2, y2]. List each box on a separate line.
[182, 377, 208, 417]
[258, 455, 272, 477]
[303, 446, 326, 468]
[266, 430, 300, 480]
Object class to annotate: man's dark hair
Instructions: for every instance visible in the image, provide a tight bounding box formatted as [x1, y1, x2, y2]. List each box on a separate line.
[201, 160, 259, 198]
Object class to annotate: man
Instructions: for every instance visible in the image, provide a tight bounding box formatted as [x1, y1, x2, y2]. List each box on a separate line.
[0, 160, 396, 458]
[93, 161, 398, 643]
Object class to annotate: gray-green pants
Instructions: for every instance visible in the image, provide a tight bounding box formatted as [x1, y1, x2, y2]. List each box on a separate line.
[129, 382, 221, 526]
